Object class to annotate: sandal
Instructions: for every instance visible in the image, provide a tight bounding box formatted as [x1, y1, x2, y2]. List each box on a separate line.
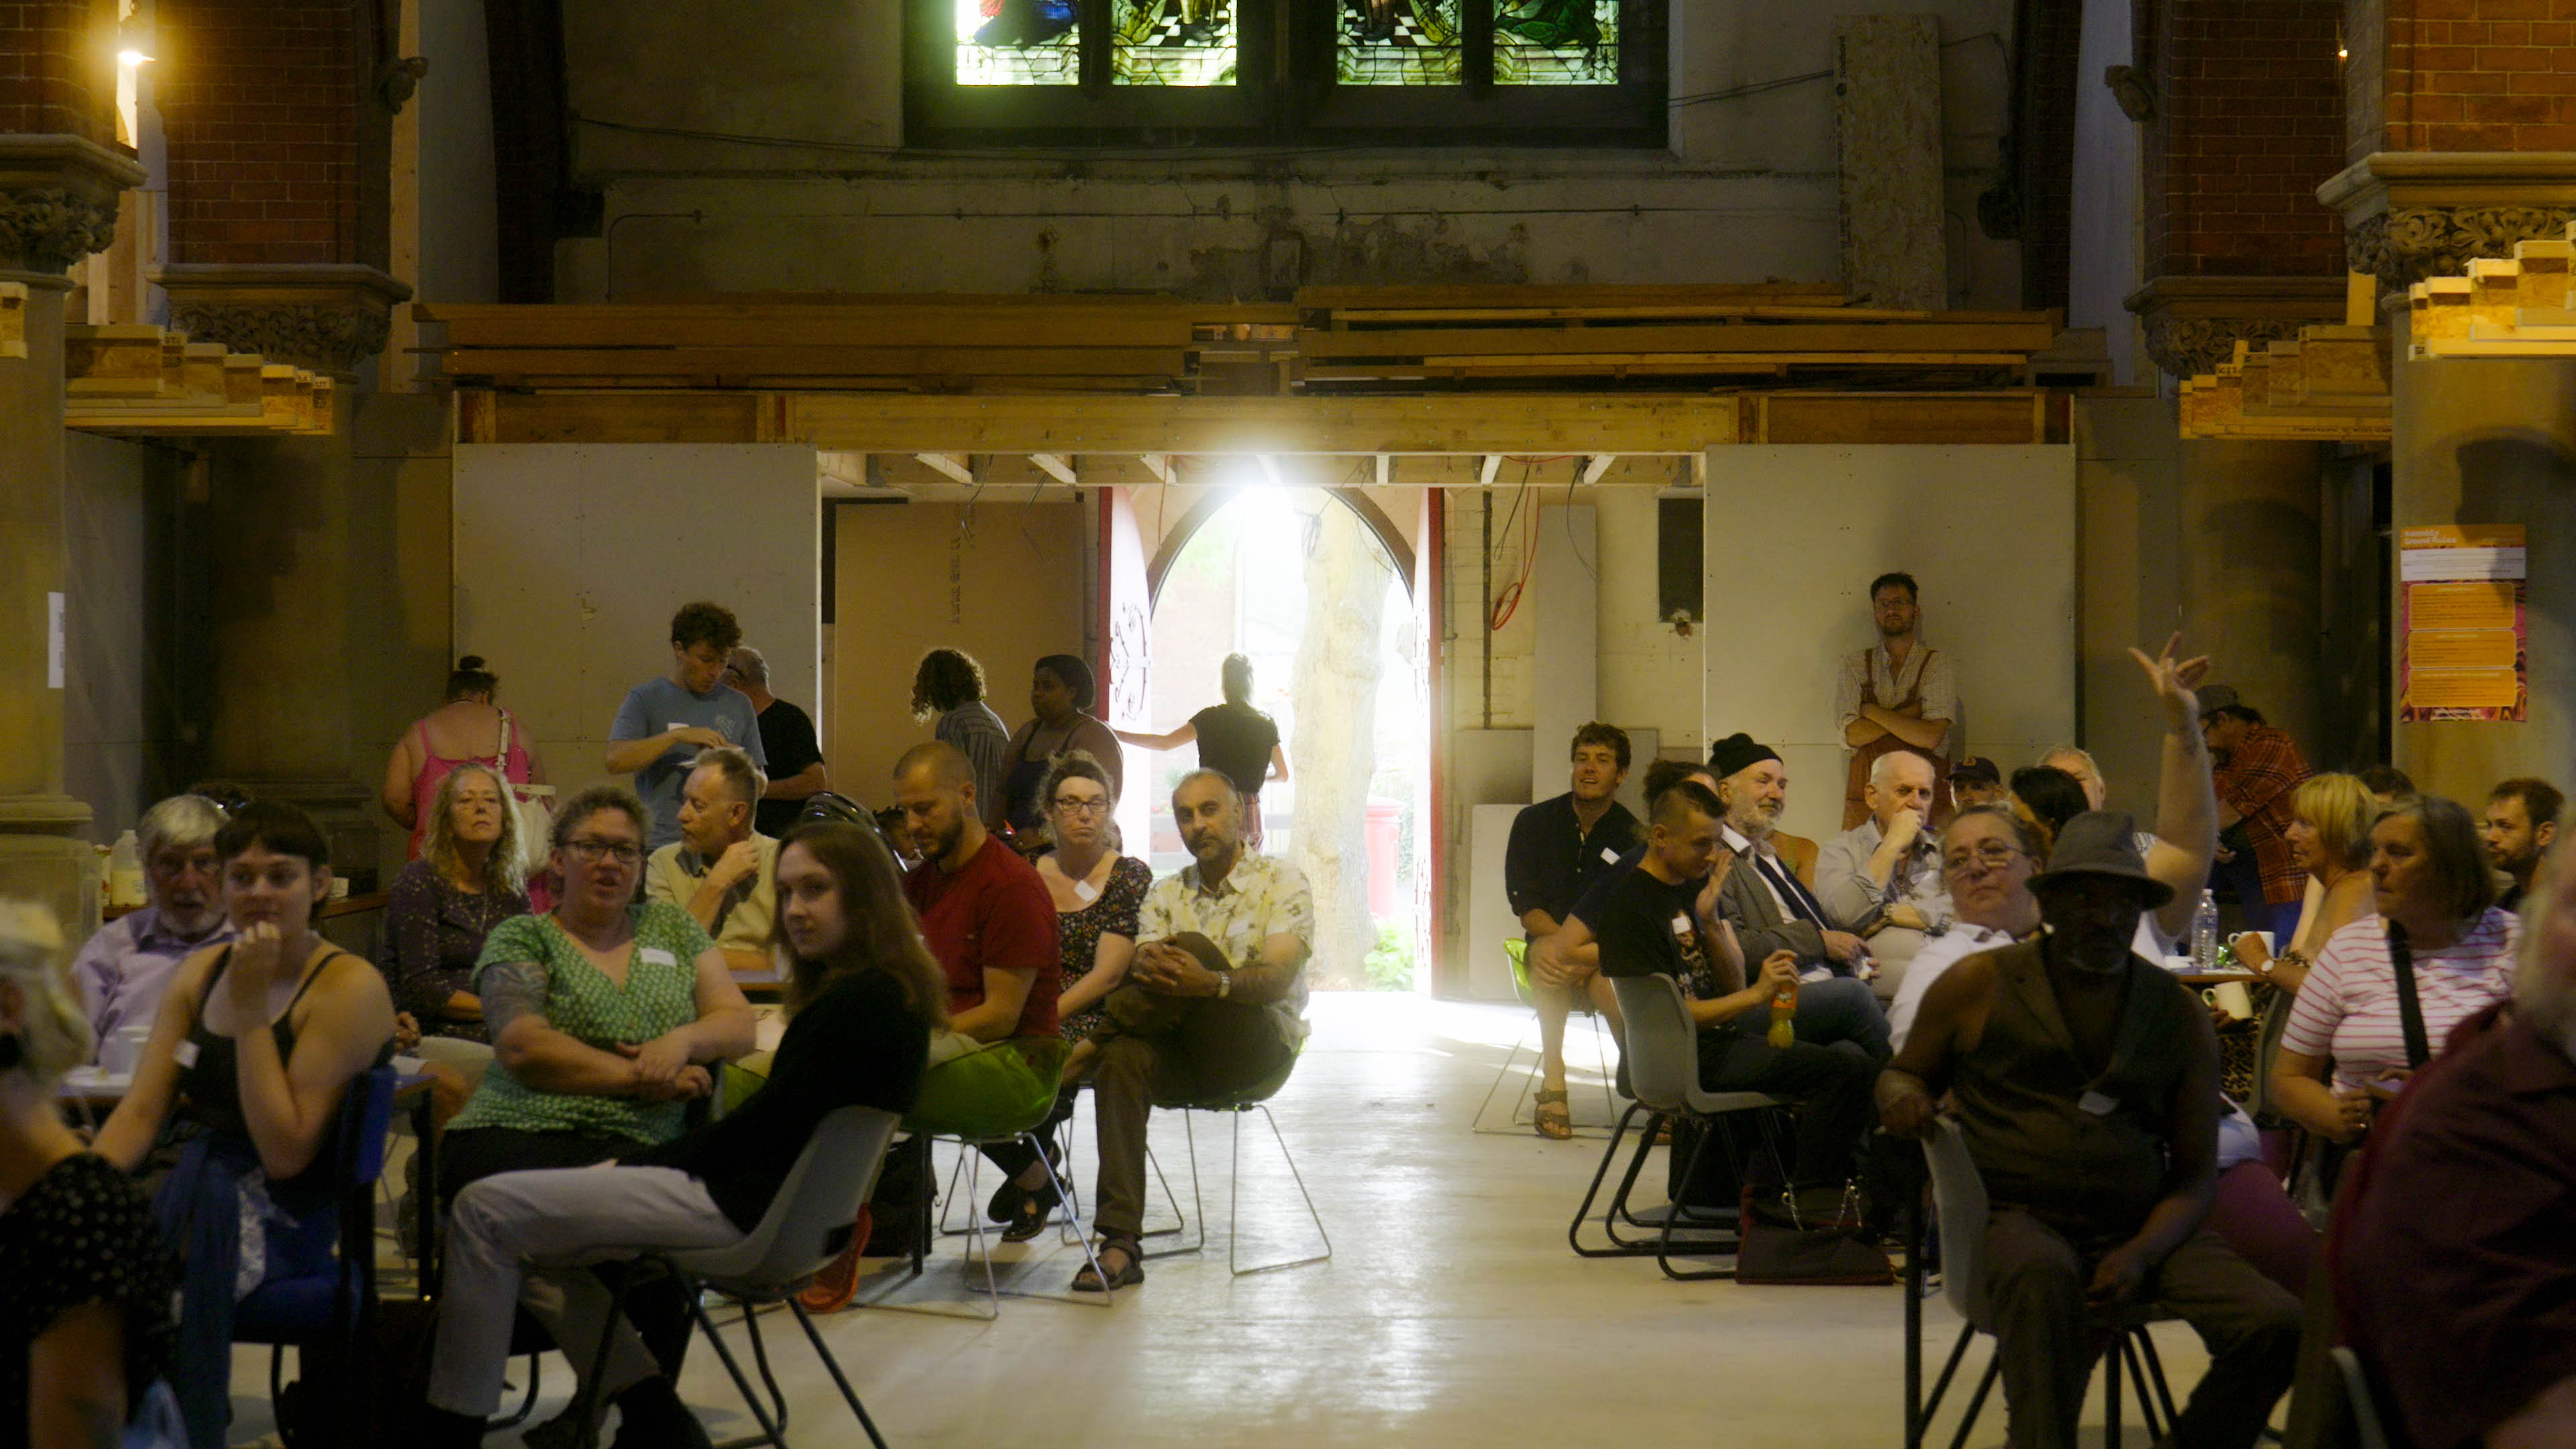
[987, 1136, 1064, 1222]
[1000, 1178, 1065, 1243]
[1533, 1087, 1574, 1140]
[1071, 1237, 1144, 1293]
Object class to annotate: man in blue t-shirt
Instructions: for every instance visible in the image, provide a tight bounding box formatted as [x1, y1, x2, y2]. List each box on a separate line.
[607, 600, 769, 849]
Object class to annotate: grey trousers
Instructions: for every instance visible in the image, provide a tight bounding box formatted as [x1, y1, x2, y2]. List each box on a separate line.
[427, 1165, 743, 1417]
[1984, 1212, 2302, 1449]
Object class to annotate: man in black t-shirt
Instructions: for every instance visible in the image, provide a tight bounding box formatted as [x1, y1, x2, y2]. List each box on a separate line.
[726, 647, 829, 837]
[1594, 780, 1881, 1206]
[1505, 722, 1643, 1137]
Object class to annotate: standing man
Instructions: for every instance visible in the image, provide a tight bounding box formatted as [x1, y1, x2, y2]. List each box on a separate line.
[70, 794, 234, 1044]
[1070, 769, 1313, 1293]
[1880, 814, 2300, 1449]
[606, 601, 769, 851]
[643, 747, 780, 985]
[1504, 722, 1643, 1140]
[2484, 777, 2561, 912]
[1835, 571, 1957, 830]
[2202, 700, 2310, 939]
[1815, 750, 1952, 1003]
[724, 645, 828, 838]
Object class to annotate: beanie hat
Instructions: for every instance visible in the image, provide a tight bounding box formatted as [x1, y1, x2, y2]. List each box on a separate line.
[1707, 732, 1781, 781]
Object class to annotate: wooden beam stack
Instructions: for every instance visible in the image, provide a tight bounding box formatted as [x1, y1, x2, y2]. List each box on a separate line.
[2406, 227, 2576, 360]
[2178, 328, 2392, 441]
[64, 323, 333, 436]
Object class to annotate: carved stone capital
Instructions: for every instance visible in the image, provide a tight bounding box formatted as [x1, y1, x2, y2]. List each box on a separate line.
[0, 135, 146, 274]
[2320, 152, 2576, 289]
[2122, 276, 2349, 379]
[152, 264, 415, 376]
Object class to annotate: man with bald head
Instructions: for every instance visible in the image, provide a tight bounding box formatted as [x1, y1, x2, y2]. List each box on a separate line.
[1816, 749, 1951, 1002]
[893, 741, 1061, 1050]
[1069, 767, 1314, 1293]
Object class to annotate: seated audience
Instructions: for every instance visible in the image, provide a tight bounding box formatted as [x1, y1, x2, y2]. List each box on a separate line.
[1594, 780, 1880, 1214]
[994, 654, 1124, 838]
[2337, 849, 2576, 1449]
[913, 647, 1011, 813]
[2007, 765, 2090, 856]
[1505, 723, 1644, 1138]
[2269, 796, 2518, 1153]
[414, 822, 941, 1449]
[983, 750, 1148, 1239]
[1527, 757, 1725, 1046]
[380, 655, 544, 861]
[0, 903, 177, 1449]
[2359, 764, 2414, 810]
[70, 794, 233, 1046]
[1880, 812, 2301, 1449]
[1709, 733, 1873, 983]
[606, 602, 768, 852]
[92, 800, 398, 1449]
[893, 741, 1062, 1059]
[2037, 743, 2165, 869]
[1069, 769, 1313, 1292]
[1817, 750, 1951, 1002]
[722, 647, 829, 839]
[380, 762, 531, 1123]
[644, 747, 782, 983]
[1112, 653, 1290, 846]
[1948, 755, 2007, 809]
[2484, 775, 2561, 913]
[2229, 773, 2377, 994]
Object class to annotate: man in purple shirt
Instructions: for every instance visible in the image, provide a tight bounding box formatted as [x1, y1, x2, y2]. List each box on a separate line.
[70, 794, 234, 1049]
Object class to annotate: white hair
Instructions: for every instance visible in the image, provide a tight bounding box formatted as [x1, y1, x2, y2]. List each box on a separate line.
[137, 794, 225, 861]
[2039, 745, 2099, 777]
[1870, 751, 1935, 788]
[0, 902, 87, 1085]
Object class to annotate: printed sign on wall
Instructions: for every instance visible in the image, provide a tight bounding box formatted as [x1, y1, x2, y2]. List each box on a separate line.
[2398, 525, 2527, 722]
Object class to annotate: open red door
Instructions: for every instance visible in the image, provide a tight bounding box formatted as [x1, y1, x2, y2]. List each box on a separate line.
[1099, 486, 1153, 853]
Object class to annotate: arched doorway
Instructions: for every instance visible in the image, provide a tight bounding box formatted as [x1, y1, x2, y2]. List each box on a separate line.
[1122, 485, 1428, 994]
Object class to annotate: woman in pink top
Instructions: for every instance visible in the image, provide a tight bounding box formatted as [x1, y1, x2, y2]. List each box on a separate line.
[2270, 796, 2519, 1147]
[380, 656, 545, 860]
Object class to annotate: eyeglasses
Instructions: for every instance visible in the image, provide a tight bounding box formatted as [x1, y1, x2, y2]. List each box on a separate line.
[1943, 843, 2025, 875]
[565, 839, 643, 865]
[1053, 797, 1111, 817]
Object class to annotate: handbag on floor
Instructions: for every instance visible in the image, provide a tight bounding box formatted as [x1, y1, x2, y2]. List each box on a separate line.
[1733, 1181, 1894, 1285]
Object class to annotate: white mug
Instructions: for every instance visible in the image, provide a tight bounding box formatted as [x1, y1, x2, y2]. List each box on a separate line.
[2203, 981, 2255, 1022]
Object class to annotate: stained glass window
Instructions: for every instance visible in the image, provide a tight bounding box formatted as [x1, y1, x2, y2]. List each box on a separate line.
[955, 0, 1080, 85]
[1338, 0, 1462, 86]
[1113, 0, 1238, 85]
[1493, 0, 1617, 84]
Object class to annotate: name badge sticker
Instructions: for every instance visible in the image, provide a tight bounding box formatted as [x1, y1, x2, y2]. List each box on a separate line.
[1601, 846, 1622, 865]
[639, 947, 678, 967]
[172, 1038, 200, 1069]
[2078, 1090, 2118, 1116]
[1670, 913, 1693, 937]
[1074, 880, 1100, 903]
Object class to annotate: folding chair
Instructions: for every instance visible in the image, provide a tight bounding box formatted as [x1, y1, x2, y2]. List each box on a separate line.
[1141, 1049, 1330, 1275]
[1471, 939, 1620, 1136]
[1567, 974, 1786, 1279]
[1905, 1118, 2180, 1449]
[2328, 1347, 2399, 1449]
[579, 1106, 907, 1449]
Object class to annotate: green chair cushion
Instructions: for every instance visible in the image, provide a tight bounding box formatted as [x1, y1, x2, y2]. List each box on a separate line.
[905, 1035, 1070, 1140]
[1506, 938, 1536, 1007]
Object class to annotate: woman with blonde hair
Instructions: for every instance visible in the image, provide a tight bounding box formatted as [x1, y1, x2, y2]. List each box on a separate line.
[2232, 772, 2377, 994]
[0, 903, 177, 1449]
[380, 763, 531, 1049]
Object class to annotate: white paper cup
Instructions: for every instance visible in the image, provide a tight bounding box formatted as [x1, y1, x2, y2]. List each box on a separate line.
[98, 1024, 151, 1075]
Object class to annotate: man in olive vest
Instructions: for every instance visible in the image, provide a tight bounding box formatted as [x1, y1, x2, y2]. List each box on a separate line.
[1876, 812, 2298, 1449]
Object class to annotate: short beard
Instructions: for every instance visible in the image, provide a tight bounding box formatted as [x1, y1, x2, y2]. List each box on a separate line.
[1728, 804, 1776, 842]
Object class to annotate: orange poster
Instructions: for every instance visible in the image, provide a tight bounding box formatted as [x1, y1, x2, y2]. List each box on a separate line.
[2400, 525, 2526, 722]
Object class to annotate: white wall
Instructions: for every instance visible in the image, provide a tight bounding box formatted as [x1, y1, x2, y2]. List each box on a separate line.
[451, 445, 821, 800]
[1702, 445, 2079, 844]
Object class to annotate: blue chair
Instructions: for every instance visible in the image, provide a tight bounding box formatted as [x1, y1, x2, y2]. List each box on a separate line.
[233, 1065, 398, 1444]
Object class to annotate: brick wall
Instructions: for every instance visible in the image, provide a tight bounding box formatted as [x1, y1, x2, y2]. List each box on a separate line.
[0, 0, 114, 142]
[2375, 0, 2576, 153]
[2143, 0, 2350, 279]
[159, 0, 359, 266]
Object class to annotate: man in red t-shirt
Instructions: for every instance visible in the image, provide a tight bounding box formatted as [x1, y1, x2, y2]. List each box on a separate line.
[894, 741, 1061, 1044]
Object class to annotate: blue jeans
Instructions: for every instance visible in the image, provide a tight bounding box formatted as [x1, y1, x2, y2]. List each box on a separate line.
[1779, 974, 1891, 1063]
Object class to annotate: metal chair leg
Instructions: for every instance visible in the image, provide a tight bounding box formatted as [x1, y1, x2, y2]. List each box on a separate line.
[786, 1300, 892, 1449]
[2106, 1327, 2124, 1449]
[1943, 1354, 2002, 1449]
[686, 1287, 791, 1448]
[2137, 1326, 2181, 1426]
[1231, 1103, 1330, 1275]
[1655, 1120, 1738, 1281]
[1143, 1109, 1210, 1260]
[739, 1297, 792, 1438]
[1468, 1012, 1542, 1134]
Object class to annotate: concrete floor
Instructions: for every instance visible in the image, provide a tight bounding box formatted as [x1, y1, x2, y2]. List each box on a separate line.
[231, 992, 2229, 1446]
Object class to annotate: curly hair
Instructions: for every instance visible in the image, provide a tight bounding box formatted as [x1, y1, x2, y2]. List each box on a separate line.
[911, 648, 988, 720]
[424, 763, 527, 897]
[669, 601, 743, 653]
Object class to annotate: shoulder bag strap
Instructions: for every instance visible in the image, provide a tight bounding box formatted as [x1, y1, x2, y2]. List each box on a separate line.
[2387, 920, 2432, 1069]
[493, 706, 513, 769]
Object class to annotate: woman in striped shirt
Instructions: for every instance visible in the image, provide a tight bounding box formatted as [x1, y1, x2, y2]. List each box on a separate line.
[2270, 796, 2520, 1145]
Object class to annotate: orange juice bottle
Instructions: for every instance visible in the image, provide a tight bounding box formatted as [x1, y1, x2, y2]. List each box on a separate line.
[1766, 983, 1798, 1049]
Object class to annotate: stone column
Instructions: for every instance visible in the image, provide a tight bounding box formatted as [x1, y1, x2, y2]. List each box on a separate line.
[0, 135, 147, 927]
[2176, 437, 2327, 753]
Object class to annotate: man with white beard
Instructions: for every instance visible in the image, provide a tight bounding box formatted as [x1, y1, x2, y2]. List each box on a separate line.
[1707, 733, 1888, 1060]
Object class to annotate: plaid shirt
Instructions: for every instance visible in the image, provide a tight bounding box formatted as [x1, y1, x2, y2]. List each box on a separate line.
[2213, 724, 2311, 906]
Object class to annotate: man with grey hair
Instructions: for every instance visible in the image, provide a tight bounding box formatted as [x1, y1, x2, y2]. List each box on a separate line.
[723, 645, 828, 838]
[2038, 743, 2160, 864]
[1069, 767, 1314, 1293]
[1816, 749, 1951, 1001]
[645, 745, 781, 984]
[70, 794, 236, 1047]
[2337, 847, 2576, 1449]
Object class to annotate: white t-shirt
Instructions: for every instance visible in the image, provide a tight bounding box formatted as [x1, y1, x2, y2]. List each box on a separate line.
[1886, 922, 2020, 1053]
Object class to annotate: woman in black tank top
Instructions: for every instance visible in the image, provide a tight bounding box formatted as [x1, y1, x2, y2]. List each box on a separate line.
[91, 801, 397, 1449]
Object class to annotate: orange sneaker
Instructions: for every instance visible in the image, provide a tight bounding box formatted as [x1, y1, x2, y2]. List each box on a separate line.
[797, 1205, 873, 1313]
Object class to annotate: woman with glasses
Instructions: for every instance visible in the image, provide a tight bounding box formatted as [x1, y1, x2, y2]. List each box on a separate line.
[981, 751, 1152, 1240]
[433, 785, 756, 1434]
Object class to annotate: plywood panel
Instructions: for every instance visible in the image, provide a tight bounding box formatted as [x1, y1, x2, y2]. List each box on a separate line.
[1703, 445, 2078, 845]
[452, 444, 820, 804]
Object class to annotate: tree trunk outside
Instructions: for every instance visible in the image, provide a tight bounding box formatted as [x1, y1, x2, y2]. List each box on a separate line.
[1288, 498, 1389, 989]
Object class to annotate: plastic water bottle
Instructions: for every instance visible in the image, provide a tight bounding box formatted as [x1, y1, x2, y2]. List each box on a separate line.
[1767, 983, 1799, 1049]
[107, 830, 146, 908]
[2191, 890, 2220, 969]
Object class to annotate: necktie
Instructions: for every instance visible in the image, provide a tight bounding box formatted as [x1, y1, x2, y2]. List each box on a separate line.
[1755, 850, 1829, 926]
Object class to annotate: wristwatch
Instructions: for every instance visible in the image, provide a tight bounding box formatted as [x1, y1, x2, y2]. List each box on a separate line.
[1214, 969, 1233, 1000]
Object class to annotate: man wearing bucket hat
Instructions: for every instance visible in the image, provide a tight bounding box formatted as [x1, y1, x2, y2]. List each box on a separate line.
[1878, 811, 2300, 1449]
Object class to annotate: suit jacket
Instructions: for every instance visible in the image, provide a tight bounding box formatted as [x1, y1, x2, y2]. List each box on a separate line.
[1717, 835, 1833, 968]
